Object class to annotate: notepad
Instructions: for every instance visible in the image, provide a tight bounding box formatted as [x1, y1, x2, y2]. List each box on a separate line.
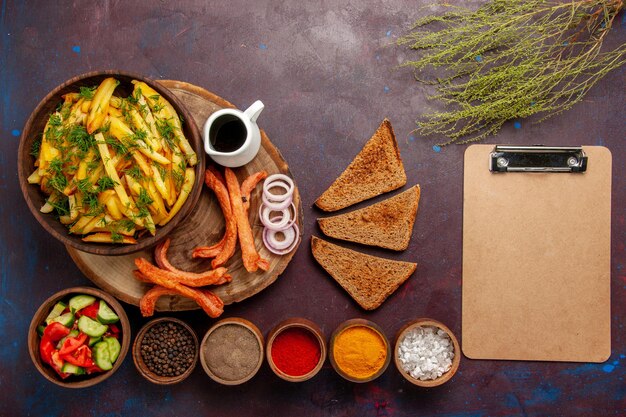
[462, 145, 612, 362]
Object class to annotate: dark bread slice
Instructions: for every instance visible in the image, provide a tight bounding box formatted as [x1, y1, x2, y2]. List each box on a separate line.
[311, 236, 416, 310]
[315, 119, 406, 212]
[317, 185, 420, 251]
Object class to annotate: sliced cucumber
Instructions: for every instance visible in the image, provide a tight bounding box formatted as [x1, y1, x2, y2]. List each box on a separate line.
[61, 363, 85, 375]
[77, 316, 108, 337]
[69, 295, 96, 313]
[36, 325, 46, 337]
[104, 337, 121, 363]
[45, 301, 67, 325]
[96, 300, 119, 324]
[51, 312, 75, 327]
[93, 341, 113, 371]
[88, 336, 102, 347]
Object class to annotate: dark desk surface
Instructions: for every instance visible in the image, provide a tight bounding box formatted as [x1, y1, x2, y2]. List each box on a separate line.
[2, 1, 624, 416]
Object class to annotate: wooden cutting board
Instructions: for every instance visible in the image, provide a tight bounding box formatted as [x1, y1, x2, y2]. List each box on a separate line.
[66, 80, 302, 311]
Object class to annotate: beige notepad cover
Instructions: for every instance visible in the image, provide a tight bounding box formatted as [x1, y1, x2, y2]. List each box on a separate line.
[462, 145, 611, 362]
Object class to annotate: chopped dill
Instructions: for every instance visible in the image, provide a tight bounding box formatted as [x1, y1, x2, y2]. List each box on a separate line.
[79, 86, 97, 100]
[76, 178, 93, 195]
[156, 119, 177, 149]
[31, 137, 41, 158]
[67, 125, 95, 152]
[96, 176, 116, 192]
[125, 165, 144, 181]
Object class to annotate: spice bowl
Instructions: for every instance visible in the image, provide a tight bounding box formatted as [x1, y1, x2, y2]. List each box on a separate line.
[28, 286, 131, 388]
[329, 319, 391, 383]
[133, 317, 199, 385]
[394, 318, 460, 387]
[200, 317, 264, 385]
[266, 318, 326, 382]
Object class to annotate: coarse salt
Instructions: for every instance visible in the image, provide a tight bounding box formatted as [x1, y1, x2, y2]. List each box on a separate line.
[397, 326, 454, 381]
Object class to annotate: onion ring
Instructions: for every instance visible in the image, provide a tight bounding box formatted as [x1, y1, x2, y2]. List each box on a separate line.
[262, 224, 300, 255]
[263, 174, 294, 198]
[263, 226, 296, 250]
[261, 193, 292, 211]
[263, 180, 293, 203]
[259, 202, 296, 230]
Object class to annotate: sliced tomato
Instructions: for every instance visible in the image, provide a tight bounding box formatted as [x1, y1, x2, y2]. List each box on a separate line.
[59, 332, 88, 356]
[109, 324, 120, 334]
[50, 351, 70, 379]
[39, 336, 55, 365]
[76, 301, 99, 319]
[43, 322, 70, 342]
[62, 345, 94, 368]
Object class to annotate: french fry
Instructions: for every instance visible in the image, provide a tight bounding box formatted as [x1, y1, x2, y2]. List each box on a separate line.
[125, 174, 156, 234]
[91, 226, 136, 236]
[129, 108, 160, 151]
[109, 96, 122, 109]
[158, 168, 194, 226]
[28, 170, 41, 185]
[62, 92, 80, 103]
[107, 106, 123, 118]
[40, 192, 61, 214]
[95, 132, 145, 230]
[132, 151, 152, 177]
[132, 81, 197, 165]
[81, 214, 106, 235]
[108, 116, 170, 165]
[83, 232, 137, 244]
[145, 179, 167, 220]
[150, 164, 169, 202]
[69, 215, 95, 234]
[68, 194, 79, 220]
[59, 215, 73, 225]
[104, 194, 124, 220]
[87, 77, 118, 133]
[136, 95, 162, 150]
[81, 100, 91, 113]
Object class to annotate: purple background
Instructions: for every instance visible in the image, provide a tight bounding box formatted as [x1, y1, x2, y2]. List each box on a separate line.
[1, 1, 624, 416]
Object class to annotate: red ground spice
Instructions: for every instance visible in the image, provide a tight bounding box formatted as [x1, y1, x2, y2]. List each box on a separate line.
[271, 327, 321, 377]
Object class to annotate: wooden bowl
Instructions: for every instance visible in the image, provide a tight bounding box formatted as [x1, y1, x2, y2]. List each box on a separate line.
[199, 317, 264, 385]
[17, 70, 205, 256]
[132, 317, 198, 385]
[329, 319, 391, 383]
[28, 286, 131, 388]
[394, 318, 461, 387]
[266, 318, 326, 382]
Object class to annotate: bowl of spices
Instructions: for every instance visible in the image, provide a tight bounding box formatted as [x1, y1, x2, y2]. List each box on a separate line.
[200, 317, 264, 385]
[394, 318, 460, 387]
[266, 318, 326, 382]
[133, 317, 199, 385]
[329, 319, 390, 383]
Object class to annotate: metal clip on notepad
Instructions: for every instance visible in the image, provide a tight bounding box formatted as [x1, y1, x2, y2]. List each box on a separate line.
[489, 145, 588, 173]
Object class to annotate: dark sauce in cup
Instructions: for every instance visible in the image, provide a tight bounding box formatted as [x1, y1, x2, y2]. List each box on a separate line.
[209, 114, 247, 153]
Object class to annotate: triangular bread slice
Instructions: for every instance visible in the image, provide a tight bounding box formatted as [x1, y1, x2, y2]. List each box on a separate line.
[315, 119, 406, 212]
[311, 236, 416, 310]
[317, 185, 420, 251]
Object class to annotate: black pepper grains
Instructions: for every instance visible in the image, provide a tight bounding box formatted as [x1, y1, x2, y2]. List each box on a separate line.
[140, 321, 196, 378]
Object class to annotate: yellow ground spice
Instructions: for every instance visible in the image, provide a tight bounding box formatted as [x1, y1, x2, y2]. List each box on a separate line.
[333, 325, 387, 379]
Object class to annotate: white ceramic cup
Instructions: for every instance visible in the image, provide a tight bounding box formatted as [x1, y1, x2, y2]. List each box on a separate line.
[203, 100, 264, 168]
